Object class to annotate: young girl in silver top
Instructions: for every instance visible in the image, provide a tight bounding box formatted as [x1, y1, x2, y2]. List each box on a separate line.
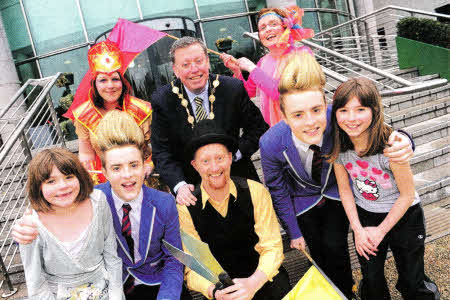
[20, 148, 124, 299]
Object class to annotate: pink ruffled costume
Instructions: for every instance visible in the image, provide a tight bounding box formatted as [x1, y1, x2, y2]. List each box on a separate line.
[239, 46, 313, 126]
[239, 6, 315, 126]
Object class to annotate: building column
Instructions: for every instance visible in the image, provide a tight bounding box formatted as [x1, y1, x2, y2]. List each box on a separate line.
[0, 13, 25, 144]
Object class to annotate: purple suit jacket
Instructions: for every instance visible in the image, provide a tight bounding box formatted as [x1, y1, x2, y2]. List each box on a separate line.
[96, 183, 183, 300]
[259, 106, 340, 240]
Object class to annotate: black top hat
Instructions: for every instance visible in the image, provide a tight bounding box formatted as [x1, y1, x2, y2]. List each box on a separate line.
[185, 119, 238, 160]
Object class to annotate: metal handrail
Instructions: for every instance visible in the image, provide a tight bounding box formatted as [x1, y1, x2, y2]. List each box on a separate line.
[0, 73, 63, 166]
[301, 39, 414, 87]
[314, 5, 450, 38]
[0, 72, 64, 295]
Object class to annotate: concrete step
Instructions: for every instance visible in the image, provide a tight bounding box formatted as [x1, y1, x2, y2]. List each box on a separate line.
[411, 136, 450, 174]
[384, 85, 450, 114]
[400, 114, 450, 146]
[386, 96, 450, 128]
[414, 162, 450, 205]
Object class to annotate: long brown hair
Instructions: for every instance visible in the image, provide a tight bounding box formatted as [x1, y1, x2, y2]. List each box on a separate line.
[328, 77, 392, 163]
[27, 148, 93, 212]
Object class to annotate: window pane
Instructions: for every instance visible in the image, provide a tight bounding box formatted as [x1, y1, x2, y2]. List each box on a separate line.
[304, 11, 320, 33]
[318, 0, 336, 9]
[22, 0, 85, 54]
[297, 0, 316, 8]
[38, 47, 88, 106]
[1, 0, 30, 55]
[197, 0, 246, 18]
[202, 17, 255, 74]
[80, 0, 140, 41]
[140, 0, 196, 19]
[319, 12, 338, 30]
[336, 0, 348, 12]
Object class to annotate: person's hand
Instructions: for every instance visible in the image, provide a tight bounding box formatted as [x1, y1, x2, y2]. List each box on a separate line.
[353, 227, 377, 260]
[11, 209, 38, 245]
[237, 58, 256, 73]
[144, 163, 154, 177]
[220, 53, 241, 76]
[215, 277, 259, 300]
[384, 131, 413, 164]
[290, 237, 306, 251]
[364, 226, 386, 249]
[175, 184, 197, 206]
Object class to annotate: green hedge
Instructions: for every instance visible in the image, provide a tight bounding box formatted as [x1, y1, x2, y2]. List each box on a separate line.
[397, 17, 449, 49]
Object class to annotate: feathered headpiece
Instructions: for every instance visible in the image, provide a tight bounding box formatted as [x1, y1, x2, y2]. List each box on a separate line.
[277, 6, 315, 48]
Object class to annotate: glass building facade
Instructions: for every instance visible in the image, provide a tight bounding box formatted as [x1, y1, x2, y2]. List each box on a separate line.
[1, 0, 351, 106]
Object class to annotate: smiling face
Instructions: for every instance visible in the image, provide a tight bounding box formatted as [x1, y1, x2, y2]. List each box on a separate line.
[336, 96, 373, 141]
[41, 167, 80, 210]
[102, 145, 145, 202]
[282, 90, 327, 145]
[258, 14, 285, 49]
[95, 72, 123, 105]
[191, 143, 232, 192]
[172, 43, 210, 94]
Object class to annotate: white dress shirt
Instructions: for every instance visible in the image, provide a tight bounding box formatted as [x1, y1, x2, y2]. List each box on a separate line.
[291, 132, 323, 179]
[112, 189, 143, 263]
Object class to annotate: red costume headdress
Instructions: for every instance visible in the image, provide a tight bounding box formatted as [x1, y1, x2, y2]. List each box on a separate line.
[87, 41, 123, 78]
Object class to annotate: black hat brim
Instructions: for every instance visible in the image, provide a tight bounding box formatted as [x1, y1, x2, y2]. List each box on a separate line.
[185, 133, 238, 160]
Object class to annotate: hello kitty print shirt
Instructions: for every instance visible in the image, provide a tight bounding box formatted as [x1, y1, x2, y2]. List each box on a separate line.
[336, 151, 420, 213]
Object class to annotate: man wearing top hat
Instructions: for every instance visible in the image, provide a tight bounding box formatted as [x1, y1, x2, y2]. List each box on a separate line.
[150, 36, 268, 206]
[177, 119, 291, 300]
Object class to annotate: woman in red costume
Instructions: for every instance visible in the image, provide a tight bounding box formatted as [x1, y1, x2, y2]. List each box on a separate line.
[220, 6, 314, 126]
[66, 41, 152, 185]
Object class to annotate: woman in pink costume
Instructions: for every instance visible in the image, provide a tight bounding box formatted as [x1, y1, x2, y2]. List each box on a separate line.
[221, 6, 314, 126]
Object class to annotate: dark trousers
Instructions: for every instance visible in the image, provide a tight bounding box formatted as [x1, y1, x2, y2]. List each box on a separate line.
[297, 200, 354, 299]
[253, 266, 291, 300]
[357, 204, 439, 300]
[125, 283, 193, 300]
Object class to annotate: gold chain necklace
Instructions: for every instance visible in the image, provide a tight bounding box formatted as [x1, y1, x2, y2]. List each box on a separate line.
[171, 75, 220, 128]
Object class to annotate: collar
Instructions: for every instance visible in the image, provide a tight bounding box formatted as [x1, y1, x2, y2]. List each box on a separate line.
[185, 81, 209, 103]
[112, 188, 143, 214]
[201, 180, 237, 209]
[291, 132, 323, 153]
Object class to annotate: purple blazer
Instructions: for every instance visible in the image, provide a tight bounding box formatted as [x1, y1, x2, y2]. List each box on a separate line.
[96, 183, 183, 300]
[259, 106, 340, 240]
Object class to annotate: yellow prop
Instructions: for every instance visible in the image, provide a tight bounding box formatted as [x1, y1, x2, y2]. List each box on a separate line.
[282, 265, 343, 300]
[283, 249, 346, 300]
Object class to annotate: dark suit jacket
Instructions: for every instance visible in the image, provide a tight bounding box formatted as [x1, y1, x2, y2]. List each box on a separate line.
[151, 74, 269, 192]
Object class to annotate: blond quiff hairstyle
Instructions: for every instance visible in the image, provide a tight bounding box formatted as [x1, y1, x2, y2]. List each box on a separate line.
[92, 110, 145, 165]
[278, 51, 326, 113]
